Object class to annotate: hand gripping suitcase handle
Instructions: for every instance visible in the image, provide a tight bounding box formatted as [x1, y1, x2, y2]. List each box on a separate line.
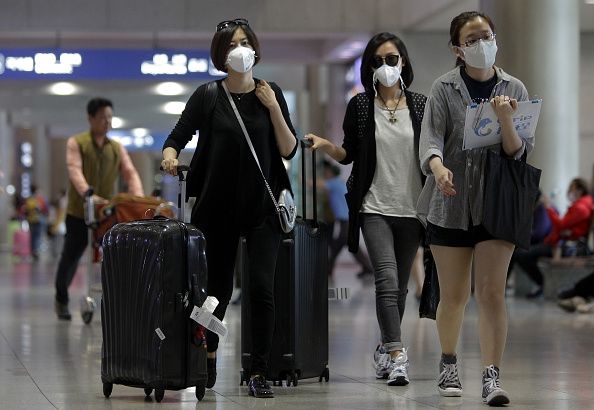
[300, 139, 318, 223]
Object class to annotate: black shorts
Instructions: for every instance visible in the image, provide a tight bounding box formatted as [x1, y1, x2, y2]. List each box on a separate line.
[426, 221, 495, 248]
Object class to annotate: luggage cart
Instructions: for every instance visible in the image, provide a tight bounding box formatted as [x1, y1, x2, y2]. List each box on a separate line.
[81, 188, 99, 324]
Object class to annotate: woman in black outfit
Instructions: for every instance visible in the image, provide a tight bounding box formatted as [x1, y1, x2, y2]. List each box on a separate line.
[161, 18, 297, 398]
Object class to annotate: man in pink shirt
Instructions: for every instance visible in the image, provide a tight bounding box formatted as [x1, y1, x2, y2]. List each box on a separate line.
[54, 97, 143, 320]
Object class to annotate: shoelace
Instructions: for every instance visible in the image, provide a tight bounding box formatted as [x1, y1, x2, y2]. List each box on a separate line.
[377, 352, 391, 370]
[483, 366, 501, 391]
[438, 363, 461, 388]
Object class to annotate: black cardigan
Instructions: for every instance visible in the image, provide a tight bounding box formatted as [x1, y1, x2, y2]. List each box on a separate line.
[163, 79, 297, 234]
[340, 89, 427, 252]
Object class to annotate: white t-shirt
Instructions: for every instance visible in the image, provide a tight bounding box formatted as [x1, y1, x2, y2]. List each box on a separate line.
[361, 103, 422, 217]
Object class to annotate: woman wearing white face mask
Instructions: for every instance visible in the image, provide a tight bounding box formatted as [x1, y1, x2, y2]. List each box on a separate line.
[417, 11, 533, 406]
[305, 33, 427, 387]
[161, 18, 297, 398]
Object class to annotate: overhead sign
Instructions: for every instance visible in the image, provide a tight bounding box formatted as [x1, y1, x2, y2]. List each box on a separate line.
[0, 48, 225, 80]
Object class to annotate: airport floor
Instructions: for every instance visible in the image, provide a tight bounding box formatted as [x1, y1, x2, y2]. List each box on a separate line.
[1, 250, 593, 410]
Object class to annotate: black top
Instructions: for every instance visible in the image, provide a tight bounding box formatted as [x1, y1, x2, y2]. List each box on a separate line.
[163, 79, 297, 233]
[460, 66, 498, 103]
[339, 89, 427, 252]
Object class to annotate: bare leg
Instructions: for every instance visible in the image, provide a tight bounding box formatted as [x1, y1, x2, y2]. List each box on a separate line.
[473, 240, 514, 367]
[430, 245, 474, 355]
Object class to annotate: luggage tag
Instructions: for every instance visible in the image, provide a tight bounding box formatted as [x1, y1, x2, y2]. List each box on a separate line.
[190, 296, 228, 344]
[328, 287, 351, 300]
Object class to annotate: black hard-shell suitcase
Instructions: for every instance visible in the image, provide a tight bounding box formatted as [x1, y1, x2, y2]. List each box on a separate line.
[100, 166, 208, 403]
[240, 141, 330, 386]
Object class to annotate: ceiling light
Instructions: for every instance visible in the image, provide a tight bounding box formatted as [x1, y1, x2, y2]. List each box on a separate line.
[163, 101, 186, 115]
[131, 128, 149, 137]
[111, 116, 124, 128]
[585, 0, 594, 4]
[155, 82, 185, 95]
[48, 82, 78, 95]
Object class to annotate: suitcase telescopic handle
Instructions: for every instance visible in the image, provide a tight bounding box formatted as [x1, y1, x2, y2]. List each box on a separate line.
[300, 139, 318, 224]
[160, 164, 190, 222]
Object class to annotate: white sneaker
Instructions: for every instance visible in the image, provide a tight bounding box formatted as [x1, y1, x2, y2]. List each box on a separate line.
[387, 348, 410, 386]
[373, 345, 390, 379]
[438, 357, 463, 397]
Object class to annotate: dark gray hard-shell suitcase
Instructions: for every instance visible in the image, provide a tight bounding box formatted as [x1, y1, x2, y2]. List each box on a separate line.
[100, 166, 208, 403]
[240, 142, 330, 386]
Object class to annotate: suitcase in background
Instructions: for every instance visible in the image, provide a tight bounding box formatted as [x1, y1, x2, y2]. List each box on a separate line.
[12, 222, 31, 258]
[100, 166, 208, 403]
[240, 141, 330, 386]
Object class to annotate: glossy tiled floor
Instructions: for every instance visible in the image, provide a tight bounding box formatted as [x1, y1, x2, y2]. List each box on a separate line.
[1, 250, 593, 410]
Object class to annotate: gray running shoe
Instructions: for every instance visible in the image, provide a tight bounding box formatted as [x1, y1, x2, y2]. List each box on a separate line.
[373, 345, 391, 379]
[387, 348, 410, 386]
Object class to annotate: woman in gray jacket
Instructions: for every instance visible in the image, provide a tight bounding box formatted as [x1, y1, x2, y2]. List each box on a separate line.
[417, 11, 533, 407]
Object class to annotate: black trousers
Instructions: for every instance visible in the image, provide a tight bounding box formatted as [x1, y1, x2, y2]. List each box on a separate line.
[197, 215, 281, 376]
[514, 243, 553, 287]
[55, 215, 88, 304]
[572, 272, 594, 298]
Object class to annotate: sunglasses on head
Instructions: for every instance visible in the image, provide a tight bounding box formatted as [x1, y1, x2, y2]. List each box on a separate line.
[371, 54, 400, 69]
[216, 18, 249, 32]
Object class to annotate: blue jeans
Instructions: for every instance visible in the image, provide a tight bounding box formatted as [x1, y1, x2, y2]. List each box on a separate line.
[360, 214, 423, 352]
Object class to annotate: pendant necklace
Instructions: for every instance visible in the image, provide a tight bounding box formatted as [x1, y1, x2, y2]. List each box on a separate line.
[378, 91, 403, 124]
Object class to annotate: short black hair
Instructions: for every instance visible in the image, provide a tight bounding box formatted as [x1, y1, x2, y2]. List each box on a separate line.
[87, 97, 113, 116]
[360, 32, 414, 95]
[449, 11, 496, 67]
[210, 19, 261, 72]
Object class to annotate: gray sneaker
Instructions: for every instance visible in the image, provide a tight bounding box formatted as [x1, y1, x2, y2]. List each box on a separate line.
[373, 345, 390, 379]
[387, 348, 410, 386]
[437, 356, 462, 397]
[482, 365, 510, 406]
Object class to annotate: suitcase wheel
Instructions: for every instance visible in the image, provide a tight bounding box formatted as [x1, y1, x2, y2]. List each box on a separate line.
[155, 389, 165, 403]
[102, 382, 113, 398]
[144, 388, 153, 397]
[195, 381, 206, 401]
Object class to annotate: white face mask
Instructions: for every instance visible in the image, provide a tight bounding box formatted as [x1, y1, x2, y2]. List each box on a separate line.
[372, 64, 401, 88]
[226, 46, 255, 73]
[461, 39, 498, 69]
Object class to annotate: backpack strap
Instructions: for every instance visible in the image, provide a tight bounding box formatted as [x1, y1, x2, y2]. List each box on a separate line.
[203, 81, 218, 117]
[186, 80, 219, 198]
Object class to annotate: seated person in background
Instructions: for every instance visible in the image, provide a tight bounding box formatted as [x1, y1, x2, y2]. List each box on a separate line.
[515, 178, 593, 298]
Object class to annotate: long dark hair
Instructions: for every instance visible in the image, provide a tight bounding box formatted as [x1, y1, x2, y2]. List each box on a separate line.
[449, 11, 496, 67]
[360, 32, 414, 95]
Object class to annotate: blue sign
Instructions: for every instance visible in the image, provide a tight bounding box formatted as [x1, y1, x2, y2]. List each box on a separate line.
[0, 48, 225, 80]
